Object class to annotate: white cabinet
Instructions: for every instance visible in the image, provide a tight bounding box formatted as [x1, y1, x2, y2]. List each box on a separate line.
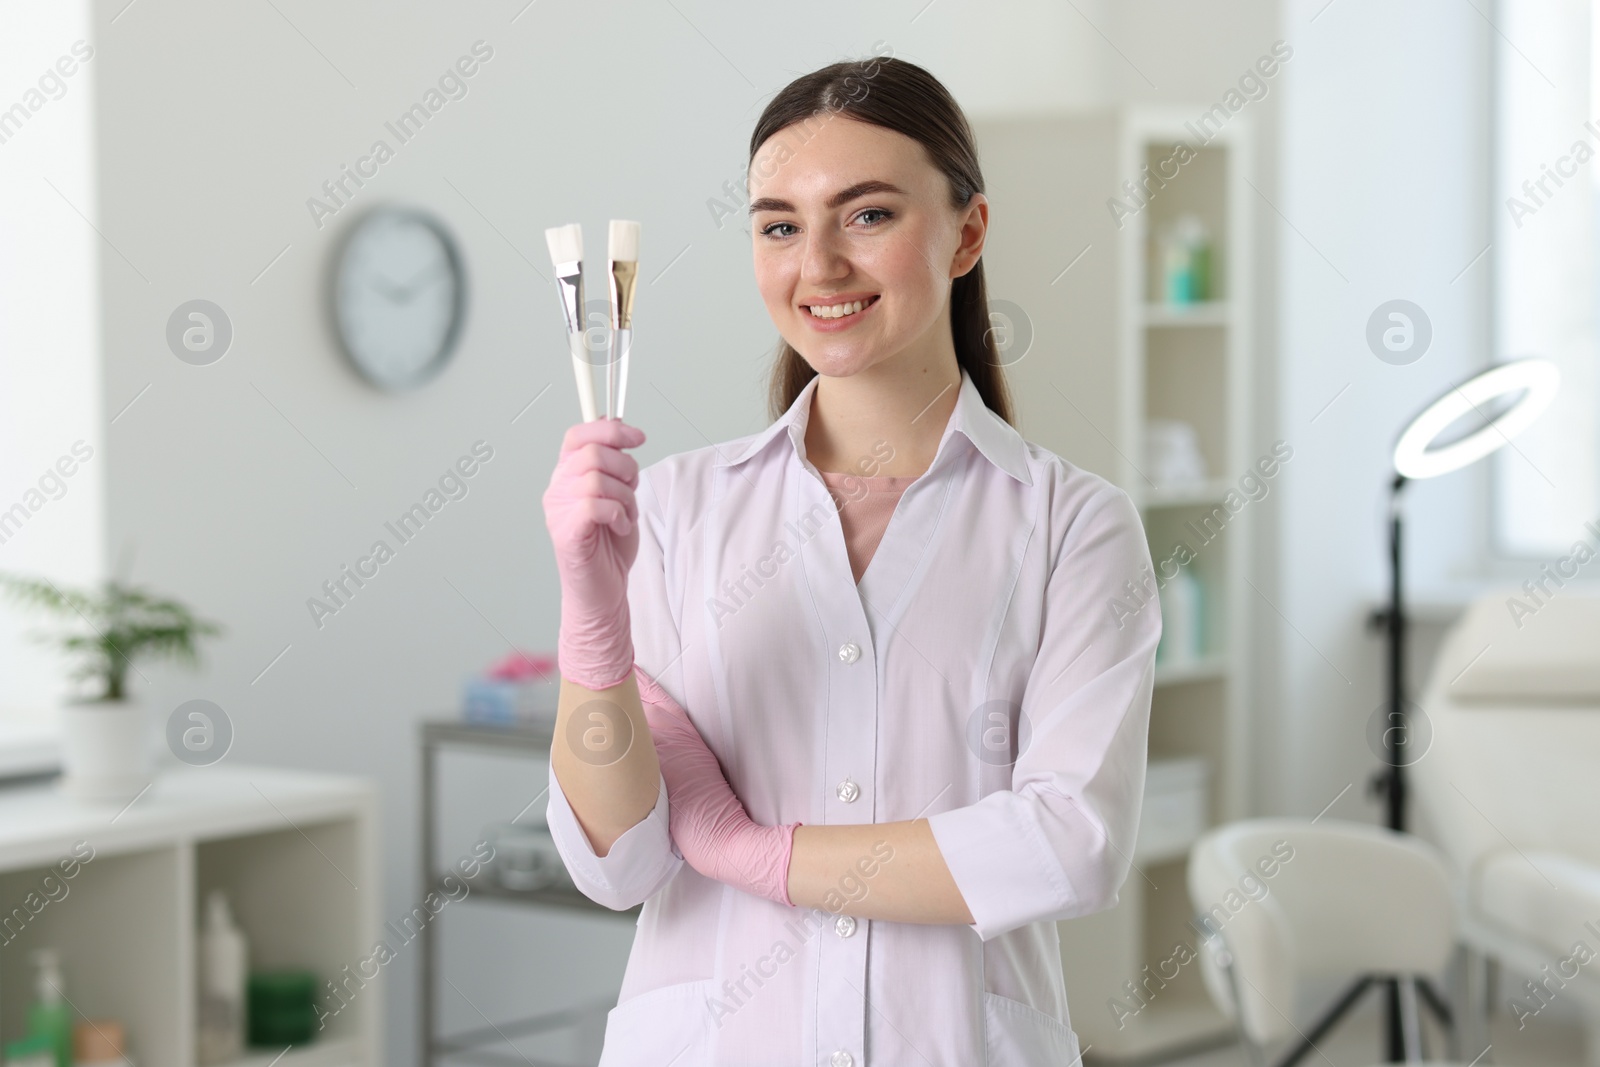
[975, 106, 1255, 1060]
[0, 766, 379, 1066]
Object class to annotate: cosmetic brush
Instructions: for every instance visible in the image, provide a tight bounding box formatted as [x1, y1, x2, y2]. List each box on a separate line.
[607, 220, 640, 420]
[544, 222, 596, 422]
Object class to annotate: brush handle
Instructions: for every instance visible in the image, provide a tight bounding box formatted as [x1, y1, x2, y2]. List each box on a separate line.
[605, 332, 617, 420]
[568, 332, 597, 422]
[615, 328, 632, 421]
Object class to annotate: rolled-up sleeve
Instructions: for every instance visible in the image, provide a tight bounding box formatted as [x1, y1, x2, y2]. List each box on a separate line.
[546, 757, 680, 910]
[926, 483, 1161, 942]
[544, 464, 686, 910]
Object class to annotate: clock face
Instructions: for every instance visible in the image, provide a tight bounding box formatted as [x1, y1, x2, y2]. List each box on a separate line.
[333, 207, 465, 390]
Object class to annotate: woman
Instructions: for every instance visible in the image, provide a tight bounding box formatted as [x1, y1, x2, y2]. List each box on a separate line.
[542, 56, 1161, 1066]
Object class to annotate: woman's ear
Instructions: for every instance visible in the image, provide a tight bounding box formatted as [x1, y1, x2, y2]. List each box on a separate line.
[949, 193, 988, 280]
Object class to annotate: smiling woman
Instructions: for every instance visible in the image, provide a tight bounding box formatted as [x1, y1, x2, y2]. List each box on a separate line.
[542, 55, 1160, 1067]
[747, 62, 1011, 438]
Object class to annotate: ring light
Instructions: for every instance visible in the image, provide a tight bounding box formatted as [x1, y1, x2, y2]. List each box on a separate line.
[1392, 358, 1561, 480]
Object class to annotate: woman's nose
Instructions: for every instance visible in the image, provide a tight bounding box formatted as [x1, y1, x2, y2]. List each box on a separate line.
[800, 229, 849, 284]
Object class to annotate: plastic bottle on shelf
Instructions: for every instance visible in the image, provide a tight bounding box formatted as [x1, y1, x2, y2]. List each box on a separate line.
[197, 891, 248, 1065]
[0, 1034, 54, 1067]
[27, 948, 73, 1067]
[1158, 214, 1212, 304]
[1156, 567, 1204, 666]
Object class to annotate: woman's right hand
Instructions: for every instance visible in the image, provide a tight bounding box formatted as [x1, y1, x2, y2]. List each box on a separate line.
[635, 668, 800, 907]
[543, 418, 647, 691]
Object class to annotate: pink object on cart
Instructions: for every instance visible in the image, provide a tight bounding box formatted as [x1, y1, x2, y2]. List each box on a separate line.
[486, 651, 559, 682]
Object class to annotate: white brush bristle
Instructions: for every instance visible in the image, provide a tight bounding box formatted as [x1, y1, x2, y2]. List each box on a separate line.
[544, 223, 583, 265]
[608, 219, 640, 262]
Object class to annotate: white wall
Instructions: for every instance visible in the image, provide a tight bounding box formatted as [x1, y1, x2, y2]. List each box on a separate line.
[1274, 0, 1492, 817]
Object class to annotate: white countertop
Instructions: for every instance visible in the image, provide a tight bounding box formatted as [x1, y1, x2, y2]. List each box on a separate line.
[0, 710, 62, 778]
[0, 761, 375, 871]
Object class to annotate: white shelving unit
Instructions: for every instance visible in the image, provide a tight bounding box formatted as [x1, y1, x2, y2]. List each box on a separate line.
[0, 765, 379, 1066]
[976, 106, 1254, 1061]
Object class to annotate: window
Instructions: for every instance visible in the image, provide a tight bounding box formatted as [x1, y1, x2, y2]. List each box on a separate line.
[0, 0, 103, 722]
[1492, 0, 1600, 558]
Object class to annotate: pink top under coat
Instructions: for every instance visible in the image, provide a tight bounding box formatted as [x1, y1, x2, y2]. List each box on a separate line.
[546, 367, 1163, 1066]
[817, 468, 917, 584]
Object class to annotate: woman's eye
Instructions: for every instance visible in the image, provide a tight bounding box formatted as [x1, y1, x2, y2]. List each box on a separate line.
[758, 207, 889, 238]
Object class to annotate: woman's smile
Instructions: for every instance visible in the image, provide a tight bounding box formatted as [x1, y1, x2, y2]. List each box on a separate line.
[800, 293, 881, 330]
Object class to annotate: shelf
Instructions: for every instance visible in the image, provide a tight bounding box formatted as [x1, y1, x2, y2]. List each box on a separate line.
[1140, 480, 1234, 508]
[1141, 301, 1231, 327]
[422, 717, 555, 753]
[0, 764, 372, 870]
[976, 105, 1252, 1066]
[220, 1038, 360, 1067]
[438, 870, 640, 917]
[0, 846, 184, 1063]
[0, 765, 377, 1067]
[197, 825, 369, 1048]
[1154, 655, 1229, 687]
[1084, 994, 1236, 1063]
[1133, 837, 1198, 866]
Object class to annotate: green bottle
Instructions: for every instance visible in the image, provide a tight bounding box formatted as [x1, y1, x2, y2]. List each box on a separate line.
[27, 948, 73, 1067]
[2, 1034, 55, 1067]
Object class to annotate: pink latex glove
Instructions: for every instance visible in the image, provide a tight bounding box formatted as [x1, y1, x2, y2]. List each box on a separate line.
[542, 419, 646, 691]
[634, 666, 801, 907]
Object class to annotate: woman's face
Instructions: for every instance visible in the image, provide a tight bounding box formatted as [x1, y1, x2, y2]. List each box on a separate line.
[748, 115, 986, 380]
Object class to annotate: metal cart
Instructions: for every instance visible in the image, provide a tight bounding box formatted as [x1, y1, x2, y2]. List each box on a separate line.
[419, 718, 641, 1066]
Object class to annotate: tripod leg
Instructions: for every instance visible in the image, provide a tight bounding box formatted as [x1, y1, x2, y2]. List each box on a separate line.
[1418, 972, 1457, 1060]
[1386, 978, 1405, 1062]
[1273, 977, 1376, 1067]
[1400, 977, 1424, 1063]
[1462, 945, 1492, 1063]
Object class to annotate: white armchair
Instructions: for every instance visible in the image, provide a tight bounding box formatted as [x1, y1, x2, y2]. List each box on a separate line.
[1188, 818, 1460, 1067]
[1409, 588, 1600, 1066]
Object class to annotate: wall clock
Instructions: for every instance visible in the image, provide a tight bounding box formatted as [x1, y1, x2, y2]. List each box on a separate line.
[332, 206, 466, 391]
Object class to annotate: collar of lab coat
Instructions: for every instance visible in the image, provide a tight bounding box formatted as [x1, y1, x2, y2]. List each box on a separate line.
[713, 365, 1033, 486]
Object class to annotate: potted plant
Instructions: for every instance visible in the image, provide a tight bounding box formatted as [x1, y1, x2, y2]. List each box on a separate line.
[0, 571, 224, 800]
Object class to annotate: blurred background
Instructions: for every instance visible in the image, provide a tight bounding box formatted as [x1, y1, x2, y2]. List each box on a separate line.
[2, 1, 1598, 1066]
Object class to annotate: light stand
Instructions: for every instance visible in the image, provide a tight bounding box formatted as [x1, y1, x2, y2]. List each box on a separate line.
[1368, 357, 1560, 1061]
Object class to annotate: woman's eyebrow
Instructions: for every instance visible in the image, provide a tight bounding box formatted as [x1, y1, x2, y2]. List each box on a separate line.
[747, 179, 907, 215]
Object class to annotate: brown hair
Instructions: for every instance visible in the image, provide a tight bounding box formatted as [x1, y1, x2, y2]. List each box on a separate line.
[748, 55, 1014, 426]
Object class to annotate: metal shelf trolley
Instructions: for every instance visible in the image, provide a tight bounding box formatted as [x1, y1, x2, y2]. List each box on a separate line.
[419, 718, 640, 1066]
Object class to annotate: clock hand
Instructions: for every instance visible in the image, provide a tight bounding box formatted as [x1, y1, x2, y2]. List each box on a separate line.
[367, 276, 409, 304]
[394, 261, 446, 302]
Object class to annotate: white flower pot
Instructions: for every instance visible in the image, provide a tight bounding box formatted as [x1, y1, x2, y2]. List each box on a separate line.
[58, 698, 155, 802]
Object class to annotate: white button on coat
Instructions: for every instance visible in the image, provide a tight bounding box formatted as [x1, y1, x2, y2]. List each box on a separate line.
[835, 915, 857, 938]
[836, 779, 859, 803]
[838, 641, 861, 664]
[831, 1051, 854, 1067]
[546, 368, 1161, 1065]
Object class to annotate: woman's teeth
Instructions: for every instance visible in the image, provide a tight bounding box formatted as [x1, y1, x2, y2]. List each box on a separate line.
[806, 298, 871, 320]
